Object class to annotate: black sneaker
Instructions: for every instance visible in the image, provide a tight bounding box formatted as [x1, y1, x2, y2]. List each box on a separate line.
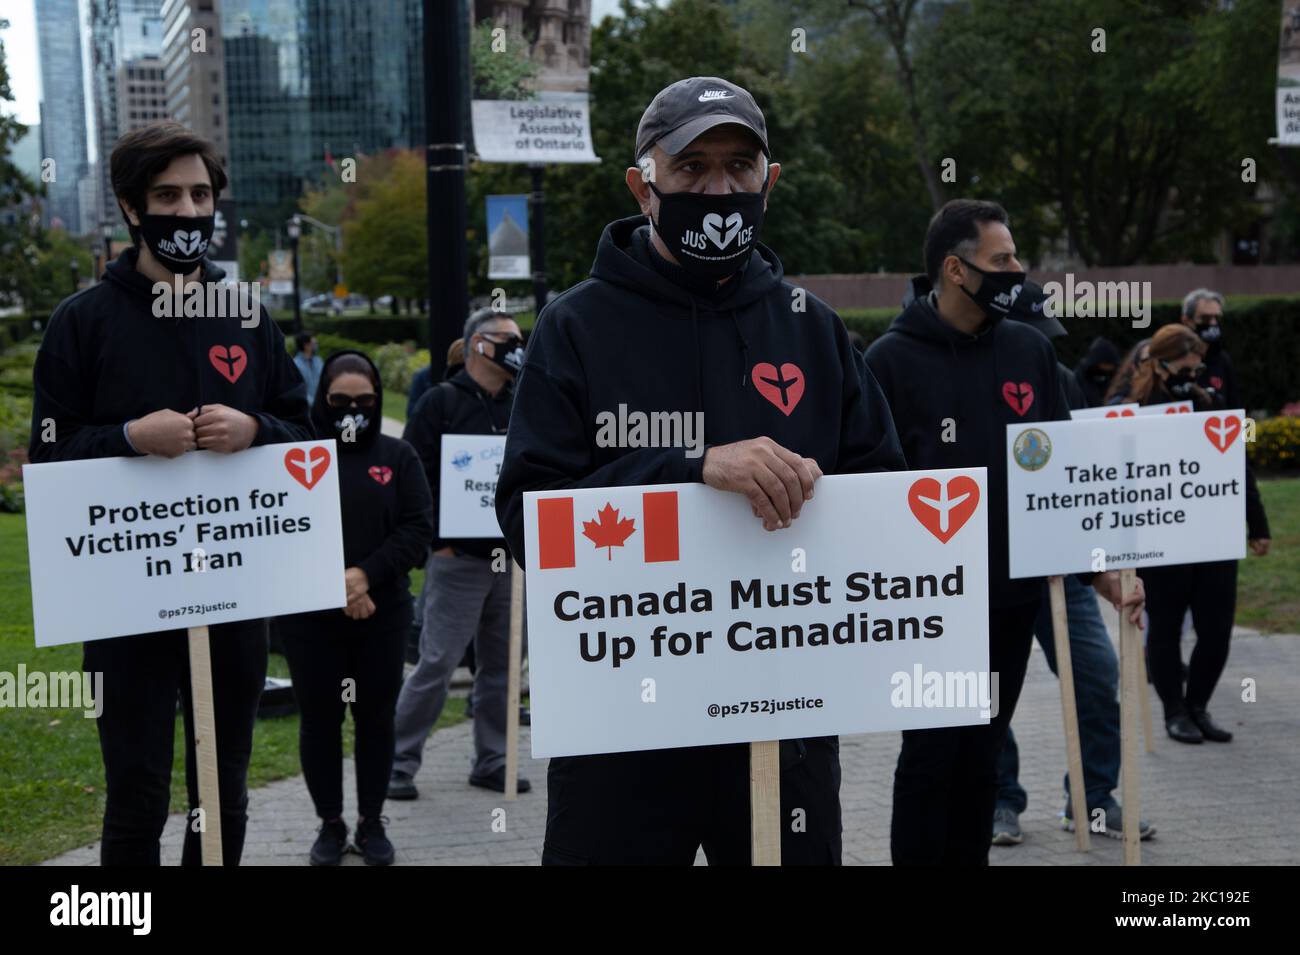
[387, 771, 418, 800]
[468, 767, 531, 793]
[1165, 712, 1204, 744]
[355, 816, 395, 866]
[309, 818, 348, 866]
[1187, 705, 1233, 742]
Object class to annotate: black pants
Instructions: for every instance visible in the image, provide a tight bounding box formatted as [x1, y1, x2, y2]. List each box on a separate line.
[278, 597, 409, 821]
[890, 599, 1039, 866]
[1139, 560, 1238, 719]
[82, 620, 268, 866]
[542, 737, 842, 865]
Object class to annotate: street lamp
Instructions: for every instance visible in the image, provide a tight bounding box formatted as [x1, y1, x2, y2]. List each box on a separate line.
[101, 223, 114, 278]
[69, 257, 80, 294]
[287, 216, 302, 333]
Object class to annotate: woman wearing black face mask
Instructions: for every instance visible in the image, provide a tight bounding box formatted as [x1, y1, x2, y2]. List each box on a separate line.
[1111, 325, 1259, 745]
[277, 351, 433, 865]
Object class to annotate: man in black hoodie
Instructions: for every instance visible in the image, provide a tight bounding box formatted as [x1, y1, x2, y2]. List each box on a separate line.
[865, 199, 1144, 866]
[495, 76, 905, 865]
[28, 122, 311, 865]
[389, 309, 527, 798]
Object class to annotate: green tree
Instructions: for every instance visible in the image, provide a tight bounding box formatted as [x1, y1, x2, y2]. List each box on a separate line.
[471, 21, 540, 99]
[0, 18, 45, 310]
[339, 151, 427, 309]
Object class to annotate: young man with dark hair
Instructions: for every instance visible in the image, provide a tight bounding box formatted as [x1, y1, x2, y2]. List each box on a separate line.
[865, 199, 1145, 865]
[29, 122, 311, 865]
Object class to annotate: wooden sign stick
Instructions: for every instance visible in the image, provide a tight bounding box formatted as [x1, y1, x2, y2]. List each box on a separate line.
[1118, 568, 1142, 866]
[1048, 576, 1090, 851]
[504, 561, 524, 801]
[1134, 626, 1155, 754]
[750, 740, 781, 866]
[187, 625, 224, 866]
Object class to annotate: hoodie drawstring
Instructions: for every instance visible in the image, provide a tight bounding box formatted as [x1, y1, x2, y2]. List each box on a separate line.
[730, 309, 749, 388]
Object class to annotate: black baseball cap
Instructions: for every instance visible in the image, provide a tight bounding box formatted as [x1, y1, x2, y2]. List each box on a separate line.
[1008, 279, 1068, 338]
[634, 76, 770, 164]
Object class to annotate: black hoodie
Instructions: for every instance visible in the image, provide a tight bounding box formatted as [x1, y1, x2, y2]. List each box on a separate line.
[404, 368, 513, 559]
[310, 350, 434, 609]
[29, 247, 310, 462]
[1074, 337, 1122, 408]
[494, 214, 906, 564]
[865, 291, 1073, 609]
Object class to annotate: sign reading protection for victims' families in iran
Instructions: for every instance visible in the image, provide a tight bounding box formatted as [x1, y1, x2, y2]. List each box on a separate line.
[523, 469, 991, 758]
[1006, 411, 1247, 579]
[23, 441, 345, 647]
[439, 435, 508, 539]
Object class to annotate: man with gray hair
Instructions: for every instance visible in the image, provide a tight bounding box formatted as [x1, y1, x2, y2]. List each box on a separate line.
[389, 308, 529, 798]
[1178, 288, 1236, 407]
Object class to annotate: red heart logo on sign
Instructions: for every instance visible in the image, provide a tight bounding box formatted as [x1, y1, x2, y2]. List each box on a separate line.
[750, 362, 805, 416]
[209, 345, 247, 383]
[908, 476, 980, 544]
[284, 446, 331, 489]
[1105, 409, 1136, 418]
[1204, 415, 1241, 453]
[368, 465, 392, 485]
[1001, 381, 1034, 416]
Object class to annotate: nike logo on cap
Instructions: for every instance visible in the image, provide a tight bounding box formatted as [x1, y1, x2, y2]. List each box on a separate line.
[698, 90, 734, 101]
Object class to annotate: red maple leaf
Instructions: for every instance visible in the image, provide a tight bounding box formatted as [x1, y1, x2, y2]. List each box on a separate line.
[582, 502, 636, 560]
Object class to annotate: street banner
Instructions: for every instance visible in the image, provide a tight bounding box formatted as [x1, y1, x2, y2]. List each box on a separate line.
[522, 469, 990, 758]
[439, 434, 507, 539]
[1277, 0, 1300, 144]
[1072, 403, 1138, 420]
[1006, 412, 1246, 578]
[472, 94, 600, 164]
[487, 195, 530, 279]
[268, 249, 293, 296]
[23, 441, 345, 647]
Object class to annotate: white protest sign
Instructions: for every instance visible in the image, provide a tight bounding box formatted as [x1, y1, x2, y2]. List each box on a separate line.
[1006, 411, 1246, 578]
[1134, 400, 1193, 416]
[471, 95, 600, 164]
[1071, 403, 1138, 420]
[523, 469, 990, 758]
[23, 441, 345, 647]
[439, 434, 507, 539]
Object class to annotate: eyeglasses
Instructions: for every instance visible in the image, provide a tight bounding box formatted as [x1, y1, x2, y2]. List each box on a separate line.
[326, 392, 378, 410]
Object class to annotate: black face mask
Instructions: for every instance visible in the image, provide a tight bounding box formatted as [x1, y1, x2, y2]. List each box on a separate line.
[1196, 322, 1223, 352]
[477, 335, 524, 377]
[648, 175, 768, 280]
[135, 213, 215, 273]
[1162, 363, 1198, 397]
[957, 257, 1027, 321]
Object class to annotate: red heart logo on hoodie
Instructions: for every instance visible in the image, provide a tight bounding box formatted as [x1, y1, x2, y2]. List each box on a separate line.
[368, 465, 393, 485]
[908, 476, 980, 544]
[1204, 415, 1241, 453]
[750, 362, 805, 416]
[284, 446, 331, 490]
[1001, 381, 1034, 416]
[209, 345, 247, 383]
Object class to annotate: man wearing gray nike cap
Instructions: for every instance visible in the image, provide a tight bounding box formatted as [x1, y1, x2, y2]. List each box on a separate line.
[495, 76, 905, 865]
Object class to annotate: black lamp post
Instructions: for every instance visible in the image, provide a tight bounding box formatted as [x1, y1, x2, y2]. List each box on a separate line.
[287, 216, 302, 333]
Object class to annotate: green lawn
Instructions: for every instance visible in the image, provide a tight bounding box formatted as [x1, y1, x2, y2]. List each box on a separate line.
[0, 513, 462, 866]
[1236, 477, 1300, 634]
[382, 389, 408, 425]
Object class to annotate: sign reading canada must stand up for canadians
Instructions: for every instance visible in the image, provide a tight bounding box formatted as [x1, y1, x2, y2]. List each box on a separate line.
[522, 470, 990, 758]
[1006, 411, 1246, 579]
[439, 435, 507, 539]
[23, 441, 345, 647]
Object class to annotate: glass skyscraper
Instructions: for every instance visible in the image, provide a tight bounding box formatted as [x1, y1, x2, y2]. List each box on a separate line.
[35, 0, 91, 233]
[220, 0, 425, 216]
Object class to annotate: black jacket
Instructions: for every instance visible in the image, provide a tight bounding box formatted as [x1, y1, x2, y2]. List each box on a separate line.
[29, 247, 310, 462]
[865, 292, 1073, 609]
[1073, 337, 1122, 408]
[494, 214, 906, 565]
[306, 350, 433, 608]
[404, 368, 512, 559]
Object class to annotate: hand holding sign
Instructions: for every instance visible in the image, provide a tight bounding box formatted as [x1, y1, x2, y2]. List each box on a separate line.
[703, 437, 820, 531]
[1092, 570, 1146, 626]
[126, 408, 198, 457]
[193, 404, 258, 453]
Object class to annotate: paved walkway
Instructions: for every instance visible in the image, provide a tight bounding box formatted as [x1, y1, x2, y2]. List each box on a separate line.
[45, 607, 1299, 866]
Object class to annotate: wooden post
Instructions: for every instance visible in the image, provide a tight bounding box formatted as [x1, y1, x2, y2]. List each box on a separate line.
[504, 561, 524, 801]
[750, 740, 781, 866]
[186, 626, 223, 866]
[1135, 628, 1155, 754]
[1118, 568, 1141, 865]
[1048, 576, 1090, 851]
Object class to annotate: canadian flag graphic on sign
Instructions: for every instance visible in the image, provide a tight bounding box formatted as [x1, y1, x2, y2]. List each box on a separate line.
[537, 491, 680, 569]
